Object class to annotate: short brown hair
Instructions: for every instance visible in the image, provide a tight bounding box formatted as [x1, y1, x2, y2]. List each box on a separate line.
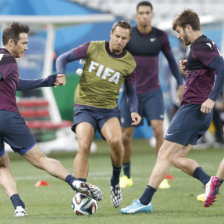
[2, 22, 29, 45]
[172, 9, 200, 31]
[111, 20, 132, 36]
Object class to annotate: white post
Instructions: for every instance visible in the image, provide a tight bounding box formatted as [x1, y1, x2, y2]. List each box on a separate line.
[221, 22, 224, 56]
[42, 23, 62, 122]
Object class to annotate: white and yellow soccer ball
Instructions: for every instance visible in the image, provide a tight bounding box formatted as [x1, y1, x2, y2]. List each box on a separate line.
[72, 192, 98, 216]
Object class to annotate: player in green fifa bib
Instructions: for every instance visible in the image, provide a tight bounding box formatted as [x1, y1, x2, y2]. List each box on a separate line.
[56, 21, 141, 208]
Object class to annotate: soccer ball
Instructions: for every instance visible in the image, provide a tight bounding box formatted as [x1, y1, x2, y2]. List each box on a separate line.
[72, 192, 98, 215]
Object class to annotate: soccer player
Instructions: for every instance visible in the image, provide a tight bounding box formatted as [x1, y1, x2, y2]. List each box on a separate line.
[0, 22, 102, 217]
[56, 20, 141, 208]
[119, 1, 184, 189]
[120, 9, 224, 214]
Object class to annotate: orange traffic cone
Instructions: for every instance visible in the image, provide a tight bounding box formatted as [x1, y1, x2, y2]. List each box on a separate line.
[166, 174, 175, 180]
[35, 180, 50, 187]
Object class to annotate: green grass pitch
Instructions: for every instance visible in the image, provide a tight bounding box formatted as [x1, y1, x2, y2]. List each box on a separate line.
[0, 139, 223, 224]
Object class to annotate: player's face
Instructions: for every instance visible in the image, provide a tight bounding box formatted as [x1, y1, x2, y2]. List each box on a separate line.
[10, 33, 28, 58]
[175, 26, 191, 46]
[136, 5, 153, 27]
[109, 26, 131, 54]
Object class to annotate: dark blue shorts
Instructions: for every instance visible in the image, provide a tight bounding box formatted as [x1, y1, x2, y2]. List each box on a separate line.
[120, 88, 164, 127]
[72, 105, 120, 134]
[165, 104, 213, 146]
[0, 110, 37, 157]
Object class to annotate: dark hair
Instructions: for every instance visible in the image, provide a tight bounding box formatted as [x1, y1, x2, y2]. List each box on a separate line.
[111, 20, 132, 36]
[172, 9, 200, 31]
[2, 22, 29, 45]
[137, 1, 153, 11]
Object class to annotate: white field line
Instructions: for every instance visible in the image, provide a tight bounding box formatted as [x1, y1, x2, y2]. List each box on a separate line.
[14, 162, 213, 181]
[15, 171, 111, 181]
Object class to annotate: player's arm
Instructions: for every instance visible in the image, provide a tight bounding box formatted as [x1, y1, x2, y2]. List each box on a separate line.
[56, 49, 77, 75]
[56, 42, 90, 84]
[160, 31, 184, 86]
[124, 71, 141, 125]
[17, 74, 65, 91]
[201, 55, 224, 113]
[164, 51, 184, 103]
[161, 31, 184, 102]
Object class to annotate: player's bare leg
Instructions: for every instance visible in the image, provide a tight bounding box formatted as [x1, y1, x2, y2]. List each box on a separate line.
[171, 144, 199, 175]
[74, 122, 94, 179]
[216, 158, 224, 178]
[148, 141, 181, 188]
[102, 118, 124, 207]
[122, 127, 134, 165]
[0, 153, 18, 196]
[121, 140, 180, 214]
[151, 119, 172, 188]
[151, 120, 164, 155]
[23, 144, 70, 180]
[24, 142, 102, 200]
[171, 144, 211, 203]
[0, 153, 26, 216]
[73, 122, 103, 200]
[120, 127, 134, 188]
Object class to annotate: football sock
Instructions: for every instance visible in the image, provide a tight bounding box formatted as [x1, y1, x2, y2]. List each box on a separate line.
[111, 166, 121, 187]
[10, 194, 25, 209]
[139, 185, 156, 205]
[193, 167, 210, 185]
[123, 162, 131, 178]
[65, 174, 76, 186]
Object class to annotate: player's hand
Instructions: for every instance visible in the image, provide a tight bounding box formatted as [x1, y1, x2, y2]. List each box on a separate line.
[131, 112, 142, 126]
[177, 85, 184, 104]
[179, 59, 187, 74]
[200, 98, 215, 113]
[54, 74, 66, 88]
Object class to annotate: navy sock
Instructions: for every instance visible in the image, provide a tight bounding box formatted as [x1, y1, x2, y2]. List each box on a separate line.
[123, 162, 131, 178]
[65, 174, 76, 186]
[65, 175, 87, 191]
[10, 194, 25, 209]
[111, 166, 121, 187]
[139, 185, 156, 205]
[193, 167, 210, 185]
